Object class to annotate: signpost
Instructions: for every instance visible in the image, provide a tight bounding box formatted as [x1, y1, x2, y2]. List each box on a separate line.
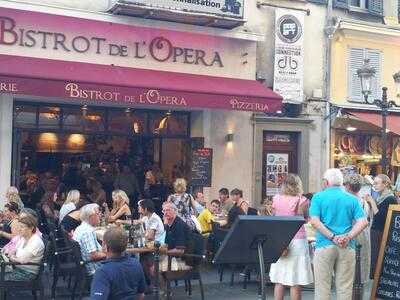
[371, 205, 400, 300]
[273, 9, 305, 102]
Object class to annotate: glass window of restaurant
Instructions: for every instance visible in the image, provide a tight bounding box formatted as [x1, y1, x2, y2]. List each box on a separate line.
[12, 101, 192, 205]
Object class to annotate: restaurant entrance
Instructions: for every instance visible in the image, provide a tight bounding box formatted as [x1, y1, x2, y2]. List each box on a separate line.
[12, 101, 192, 203]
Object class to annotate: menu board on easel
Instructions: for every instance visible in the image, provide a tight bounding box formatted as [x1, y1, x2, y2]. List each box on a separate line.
[371, 205, 400, 300]
[191, 148, 212, 187]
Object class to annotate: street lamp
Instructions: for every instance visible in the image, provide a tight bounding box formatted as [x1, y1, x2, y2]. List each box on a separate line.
[357, 59, 400, 174]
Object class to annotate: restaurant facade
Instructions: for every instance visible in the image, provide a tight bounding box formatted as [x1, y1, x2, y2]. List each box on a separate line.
[0, 1, 283, 205]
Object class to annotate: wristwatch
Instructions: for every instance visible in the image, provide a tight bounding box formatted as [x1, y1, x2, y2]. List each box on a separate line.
[330, 233, 335, 241]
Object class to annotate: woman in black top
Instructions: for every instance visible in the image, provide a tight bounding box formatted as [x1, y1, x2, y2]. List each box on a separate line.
[60, 201, 88, 234]
[60, 209, 81, 234]
[370, 174, 398, 278]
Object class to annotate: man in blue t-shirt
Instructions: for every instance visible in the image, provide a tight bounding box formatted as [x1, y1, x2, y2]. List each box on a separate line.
[310, 168, 368, 300]
[90, 227, 146, 300]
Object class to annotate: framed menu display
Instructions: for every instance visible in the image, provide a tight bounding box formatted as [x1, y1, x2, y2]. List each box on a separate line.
[265, 153, 289, 197]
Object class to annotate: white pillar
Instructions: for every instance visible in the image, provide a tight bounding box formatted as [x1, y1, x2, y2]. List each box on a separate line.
[0, 95, 13, 207]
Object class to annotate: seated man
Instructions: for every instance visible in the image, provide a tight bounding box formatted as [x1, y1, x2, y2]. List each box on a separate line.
[73, 203, 106, 276]
[197, 199, 220, 234]
[160, 202, 191, 273]
[90, 227, 146, 300]
[224, 188, 245, 228]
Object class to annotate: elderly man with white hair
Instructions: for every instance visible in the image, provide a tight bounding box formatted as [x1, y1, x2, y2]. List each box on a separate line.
[73, 203, 106, 275]
[309, 168, 368, 300]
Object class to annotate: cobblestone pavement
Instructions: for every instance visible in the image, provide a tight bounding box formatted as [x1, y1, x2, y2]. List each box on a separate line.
[10, 265, 373, 299]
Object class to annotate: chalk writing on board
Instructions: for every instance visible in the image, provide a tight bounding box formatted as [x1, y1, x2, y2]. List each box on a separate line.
[372, 207, 400, 300]
[191, 148, 212, 187]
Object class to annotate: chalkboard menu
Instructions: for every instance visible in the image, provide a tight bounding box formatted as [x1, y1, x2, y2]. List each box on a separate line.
[191, 148, 212, 187]
[372, 205, 400, 300]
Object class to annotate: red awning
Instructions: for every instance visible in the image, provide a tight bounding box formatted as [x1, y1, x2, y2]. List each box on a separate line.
[0, 55, 282, 113]
[349, 111, 400, 135]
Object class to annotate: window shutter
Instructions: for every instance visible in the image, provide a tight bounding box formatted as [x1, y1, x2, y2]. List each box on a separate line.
[333, 0, 348, 9]
[398, 0, 400, 19]
[308, 0, 327, 4]
[368, 0, 383, 15]
[366, 49, 382, 100]
[347, 48, 365, 102]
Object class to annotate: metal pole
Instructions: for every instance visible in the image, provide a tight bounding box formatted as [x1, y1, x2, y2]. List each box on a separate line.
[258, 241, 266, 300]
[381, 87, 388, 175]
[153, 242, 160, 300]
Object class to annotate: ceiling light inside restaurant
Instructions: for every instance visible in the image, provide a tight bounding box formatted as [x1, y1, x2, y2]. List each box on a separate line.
[346, 126, 357, 132]
[155, 111, 172, 133]
[132, 122, 140, 134]
[41, 112, 58, 120]
[85, 114, 101, 121]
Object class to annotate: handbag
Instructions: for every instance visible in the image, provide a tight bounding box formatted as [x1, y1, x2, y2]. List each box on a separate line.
[280, 196, 303, 258]
[187, 194, 202, 233]
[190, 214, 203, 233]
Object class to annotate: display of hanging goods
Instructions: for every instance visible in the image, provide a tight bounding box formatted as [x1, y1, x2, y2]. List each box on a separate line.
[348, 136, 357, 154]
[369, 136, 382, 155]
[364, 136, 371, 154]
[340, 135, 351, 152]
[354, 135, 365, 153]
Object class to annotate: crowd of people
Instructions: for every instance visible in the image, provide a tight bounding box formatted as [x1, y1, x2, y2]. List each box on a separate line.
[0, 165, 397, 299]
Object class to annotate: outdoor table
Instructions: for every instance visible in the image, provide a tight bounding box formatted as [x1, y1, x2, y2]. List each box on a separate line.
[126, 246, 155, 254]
[127, 243, 162, 299]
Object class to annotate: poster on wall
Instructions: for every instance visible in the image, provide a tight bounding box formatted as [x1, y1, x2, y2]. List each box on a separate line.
[273, 8, 305, 102]
[265, 153, 289, 197]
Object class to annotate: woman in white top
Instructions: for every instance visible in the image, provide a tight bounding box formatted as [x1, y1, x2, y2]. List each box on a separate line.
[5, 214, 44, 281]
[59, 190, 80, 223]
[138, 199, 165, 244]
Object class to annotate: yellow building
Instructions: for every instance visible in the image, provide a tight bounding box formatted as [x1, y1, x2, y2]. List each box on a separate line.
[330, 5, 400, 178]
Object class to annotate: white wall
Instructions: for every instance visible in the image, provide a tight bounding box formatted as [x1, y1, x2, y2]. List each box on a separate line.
[208, 111, 253, 202]
[0, 95, 13, 206]
[256, 1, 326, 97]
[255, 1, 328, 193]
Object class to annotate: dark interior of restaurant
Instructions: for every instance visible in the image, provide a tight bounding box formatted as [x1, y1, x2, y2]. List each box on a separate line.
[12, 102, 193, 206]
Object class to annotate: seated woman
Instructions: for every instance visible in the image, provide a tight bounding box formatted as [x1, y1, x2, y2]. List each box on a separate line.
[39, 191, 60, 221]
[2, 209, 42, 257]
[59, 190, 80, 223]
[4, 214, 45, 281]
[105, 190, 131, 223]
[139, 199, 165, 244]
[5, 186, 24, 209]
[0, 202, 20, 247]
[60, 201, 88, 236]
